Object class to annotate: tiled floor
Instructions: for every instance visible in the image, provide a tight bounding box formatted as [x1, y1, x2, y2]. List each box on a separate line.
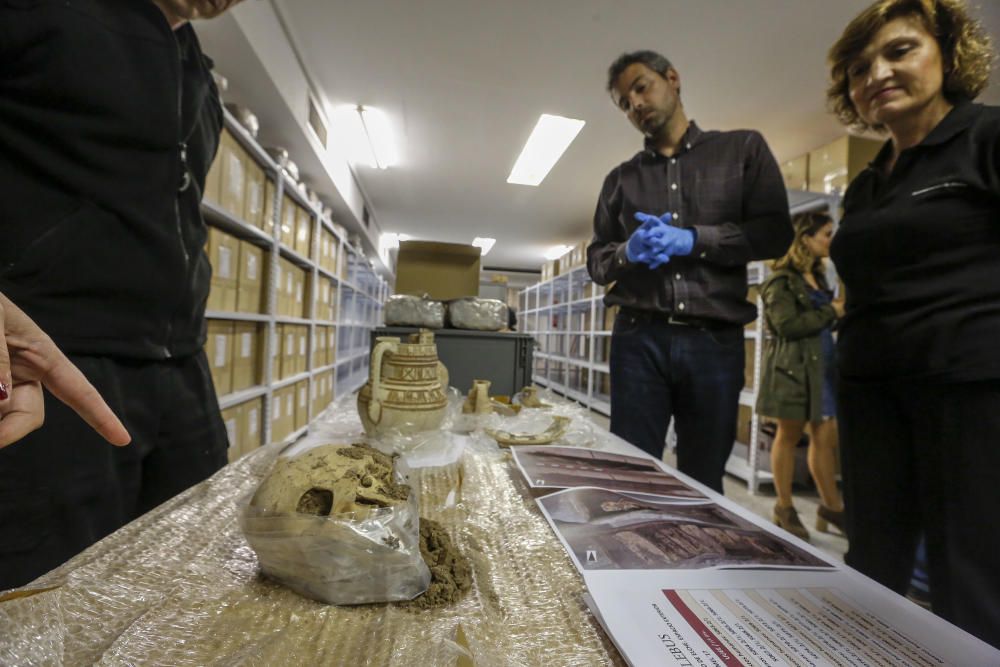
[585, 411, 848, 561]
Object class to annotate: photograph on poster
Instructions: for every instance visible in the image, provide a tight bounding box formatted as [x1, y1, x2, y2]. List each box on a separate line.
[511, 445, 706, 498]
[538, 487, 830, 571]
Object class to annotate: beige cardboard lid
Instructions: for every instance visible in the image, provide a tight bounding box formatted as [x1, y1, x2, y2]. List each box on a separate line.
[395, 241, 481, 300]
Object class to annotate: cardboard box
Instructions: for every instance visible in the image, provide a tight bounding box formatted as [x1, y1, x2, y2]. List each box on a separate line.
[313, 326, 326, 369]
[219, 130, 247, 220]
[270, 387, 287, 444]
[319, 228, 336, 273]
[293, 268, 306, 319]
[284, 387, 296, 437]
[295, 206, 312, 257]
[236, 241, 264, 314]
[781, 154, 809, 192]
[243, 160, 266, 230]
[269, 388, 282, 444]
[205, 319, 234, 396]
[280, 324, 297, 380]
[232, 322, 261, 392]
[317, 279, 331, 322]
[737, 405, 753, 445]
[541, 258, 560, 282]
[744, 339, 756, 390]
[262, 179, 277, 239]
[222, 404, 241, 463]
[207, 227, 239, 311]
[204, 136, 223, 206]
[295, 380, 309, 430]
[395, 241, 480, 300]
[326, 327, 337, 366]
[242, 398, 262, 455]
[297, 325, 309, 375]
[280, 196, 296, 249]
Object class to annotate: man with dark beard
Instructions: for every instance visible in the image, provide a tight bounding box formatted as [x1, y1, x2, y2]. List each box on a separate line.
[588, 50, 792, 493]
[0, 0, 244, 589]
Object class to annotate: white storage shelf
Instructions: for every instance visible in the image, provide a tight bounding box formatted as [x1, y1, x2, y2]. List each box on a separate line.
[205, 108, 388, 450]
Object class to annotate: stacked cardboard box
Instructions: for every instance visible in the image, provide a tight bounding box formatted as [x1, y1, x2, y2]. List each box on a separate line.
[294, 380, 309, 431]
[318, 227, 338, 275]
[236, 241, 265, 313]
[279, 195, 297, 249]
[232, 322, 263, 392]
[222, 397, 263, 463]
[207, 228, 239, 311]
[295, 206, 312, 257]
[205, 320, 234, 396]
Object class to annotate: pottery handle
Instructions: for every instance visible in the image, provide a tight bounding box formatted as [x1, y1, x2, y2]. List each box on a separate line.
[368, 339, 394, 422]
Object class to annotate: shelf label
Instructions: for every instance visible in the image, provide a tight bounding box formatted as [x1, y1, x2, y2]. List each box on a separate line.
[248, 408, 259, 436]
[225, 418, 237, 447]
[241, 332, 252, 358]
[246, 254, 257, 281]
[214, 335, 227, 367]
[218, 246, 232, 279]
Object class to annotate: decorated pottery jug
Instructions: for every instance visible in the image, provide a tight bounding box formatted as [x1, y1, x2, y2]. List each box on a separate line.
[357, 330, 449, 435]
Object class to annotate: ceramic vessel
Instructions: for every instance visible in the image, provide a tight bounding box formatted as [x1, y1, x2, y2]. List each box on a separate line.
[357, 330, 448, 435]
[462, 379, 493, 415]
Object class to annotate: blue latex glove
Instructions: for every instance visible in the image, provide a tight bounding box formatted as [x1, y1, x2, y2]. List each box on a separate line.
[633, 211, 695, 269]
[624, 217, 664, 264]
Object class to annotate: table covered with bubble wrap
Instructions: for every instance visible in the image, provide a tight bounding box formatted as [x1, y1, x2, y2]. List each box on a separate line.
[0, 394, 630, 666]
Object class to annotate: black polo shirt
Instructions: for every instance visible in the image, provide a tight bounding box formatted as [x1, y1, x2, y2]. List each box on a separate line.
[830, 101, 1000, 382]
[588, 122, 792, 325]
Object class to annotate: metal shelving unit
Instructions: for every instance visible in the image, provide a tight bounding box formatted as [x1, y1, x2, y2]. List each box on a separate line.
[204, 108, 388, 450]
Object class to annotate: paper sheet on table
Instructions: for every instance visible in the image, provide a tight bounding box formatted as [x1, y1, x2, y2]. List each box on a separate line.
[510, 445, 706, 498]
[584, 570, 1000, 667]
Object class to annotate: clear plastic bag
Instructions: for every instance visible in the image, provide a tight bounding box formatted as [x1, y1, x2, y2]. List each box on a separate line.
[446, 297, 508, 331]
[385, 294, 446, 328]
[241, 444, 431, 606]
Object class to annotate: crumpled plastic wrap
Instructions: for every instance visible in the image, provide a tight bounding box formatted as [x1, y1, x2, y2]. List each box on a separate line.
[0, 392, 623, 666]
[384, 294, 445, 328]
[447, 297, 508, 331]
[241, 446, 430, 606]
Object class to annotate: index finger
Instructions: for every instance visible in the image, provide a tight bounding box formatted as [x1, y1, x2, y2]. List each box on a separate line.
[0, 302, 10, 402]
[19, 344, 131, 446]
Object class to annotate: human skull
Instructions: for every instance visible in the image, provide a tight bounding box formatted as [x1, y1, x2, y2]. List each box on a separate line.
[250, 443, 410, 518]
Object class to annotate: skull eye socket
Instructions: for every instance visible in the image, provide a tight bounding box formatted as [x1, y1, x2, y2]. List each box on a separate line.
[297, 488, 334, 516]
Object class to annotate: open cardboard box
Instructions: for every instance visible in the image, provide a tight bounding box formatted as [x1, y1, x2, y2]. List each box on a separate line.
[394, 241, 480, 300]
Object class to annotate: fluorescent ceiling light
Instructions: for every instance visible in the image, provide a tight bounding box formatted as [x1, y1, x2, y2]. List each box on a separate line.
[507, 114, 585, 186]
[472, 237, 496, 256]
[331, 104, 400, 170]
[544, 244, 572, 260]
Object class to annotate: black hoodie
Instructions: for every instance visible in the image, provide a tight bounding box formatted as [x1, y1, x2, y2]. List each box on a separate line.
[0, 0, 222, 359]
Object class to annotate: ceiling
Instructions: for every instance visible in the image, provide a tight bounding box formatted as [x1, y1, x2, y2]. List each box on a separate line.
[267, 0, 1000, 271]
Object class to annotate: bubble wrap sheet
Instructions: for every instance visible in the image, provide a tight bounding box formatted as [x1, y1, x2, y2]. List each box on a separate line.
[384, 295, 446, 329]
[0, 393, 624, 666]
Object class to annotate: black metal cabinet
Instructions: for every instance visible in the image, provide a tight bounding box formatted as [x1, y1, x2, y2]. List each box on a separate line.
[370, 327, 534, 396]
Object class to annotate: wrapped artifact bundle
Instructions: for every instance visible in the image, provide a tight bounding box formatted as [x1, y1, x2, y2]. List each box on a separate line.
[384, 294, 446, 328]
[242, 443, 430, 605]
[447, 297, 508, 331]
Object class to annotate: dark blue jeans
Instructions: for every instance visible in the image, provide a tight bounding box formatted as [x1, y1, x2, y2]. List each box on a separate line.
[609, 313, 744, 494]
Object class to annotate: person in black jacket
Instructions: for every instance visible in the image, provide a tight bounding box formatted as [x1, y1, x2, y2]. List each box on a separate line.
[827, 0, 1000, 646]
[0, 0, 243, 590]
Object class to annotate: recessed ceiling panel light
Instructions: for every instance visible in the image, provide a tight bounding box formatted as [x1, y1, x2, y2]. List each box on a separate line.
[544, 244, 572, 260]
[330, 104, 400, 169]
[507, 114, 585, 186]
[472, 237, 496, 256]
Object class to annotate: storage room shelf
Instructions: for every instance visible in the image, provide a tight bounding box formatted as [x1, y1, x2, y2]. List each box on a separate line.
[205, 311, 271, 322]
[218, 385, 268, 410]
[202, 104, 389, 459]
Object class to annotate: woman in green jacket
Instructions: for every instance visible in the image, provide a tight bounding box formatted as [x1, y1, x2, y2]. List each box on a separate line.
[757, 211, 844, 542]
